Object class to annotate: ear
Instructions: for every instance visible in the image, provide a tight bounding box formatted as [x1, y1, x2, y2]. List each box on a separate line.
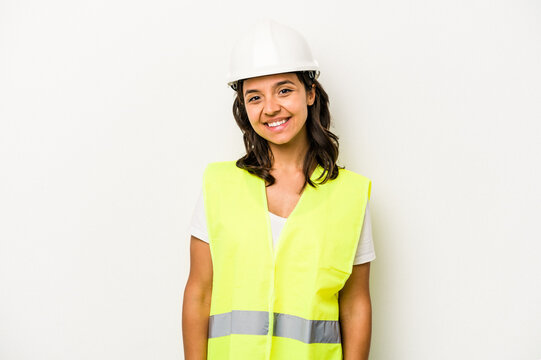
[307, 84, 316, 106]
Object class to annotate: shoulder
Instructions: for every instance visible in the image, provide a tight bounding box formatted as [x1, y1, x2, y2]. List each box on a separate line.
[337, 167, 371, 185]
[337, 167, 372, 200]
[203, 160, 243, 181]
[204, 160, 236, 172]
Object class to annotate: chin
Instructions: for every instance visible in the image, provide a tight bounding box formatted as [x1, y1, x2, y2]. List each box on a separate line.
[267, 138, 292, 146]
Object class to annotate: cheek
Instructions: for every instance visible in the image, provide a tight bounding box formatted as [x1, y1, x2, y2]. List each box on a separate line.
[283, 98, 308, 118]
[245, 108, 259, 126]
[245, 107, 265, 133]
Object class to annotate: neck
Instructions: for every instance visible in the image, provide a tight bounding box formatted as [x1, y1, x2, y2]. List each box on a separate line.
[267, 125, 314, 174]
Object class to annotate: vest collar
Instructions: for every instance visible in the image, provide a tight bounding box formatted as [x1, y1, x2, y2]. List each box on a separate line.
[260, 163, 325, 215]
[259, 163, 325, 257]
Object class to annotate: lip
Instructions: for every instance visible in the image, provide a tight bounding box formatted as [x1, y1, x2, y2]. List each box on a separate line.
[264, 117, 290, 131]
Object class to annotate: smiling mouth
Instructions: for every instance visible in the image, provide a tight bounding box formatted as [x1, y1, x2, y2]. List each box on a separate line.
[265, 118, 290, 127]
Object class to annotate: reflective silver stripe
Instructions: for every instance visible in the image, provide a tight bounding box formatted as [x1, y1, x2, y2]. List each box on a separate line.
[208, 310, 269, 338]
[208, 310, 341, 344]
[273, 312, 341, 344]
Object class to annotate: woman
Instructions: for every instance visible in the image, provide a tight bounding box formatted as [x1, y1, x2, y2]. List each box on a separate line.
[183, 20, 374, 360]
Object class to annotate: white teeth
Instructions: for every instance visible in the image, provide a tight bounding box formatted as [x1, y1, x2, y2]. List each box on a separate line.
[267, 118, 288, 127]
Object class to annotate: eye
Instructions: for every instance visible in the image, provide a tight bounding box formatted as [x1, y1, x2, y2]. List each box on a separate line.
[279, 88, 292, 95]
[247, 95, 260, 103]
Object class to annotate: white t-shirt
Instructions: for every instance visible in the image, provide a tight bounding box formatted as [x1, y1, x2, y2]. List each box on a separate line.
[189, 187, 376, 265]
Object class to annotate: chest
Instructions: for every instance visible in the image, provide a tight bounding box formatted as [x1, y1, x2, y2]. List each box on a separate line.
[265, 172, 305, 218]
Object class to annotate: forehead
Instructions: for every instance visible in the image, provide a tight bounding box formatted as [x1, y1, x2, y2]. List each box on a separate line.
[243, 72, 300, 89]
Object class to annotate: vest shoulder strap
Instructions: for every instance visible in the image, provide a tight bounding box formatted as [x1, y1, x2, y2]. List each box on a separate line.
[337, 167, 372, 201]
[203, 160, 240, 183]
[203, 161, 371, 200]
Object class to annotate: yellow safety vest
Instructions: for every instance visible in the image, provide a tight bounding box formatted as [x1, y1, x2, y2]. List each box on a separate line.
[202, 160, 371, 360]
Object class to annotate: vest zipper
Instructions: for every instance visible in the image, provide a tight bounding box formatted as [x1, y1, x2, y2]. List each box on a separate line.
[264, 208, 274, 360]
[262, 165, 320, 359]
[264, 187, 292, 359]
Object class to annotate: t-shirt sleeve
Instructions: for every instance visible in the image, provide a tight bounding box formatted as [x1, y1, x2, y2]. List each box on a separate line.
[352, 201, 376, 265]
[188, 186, 209, 243]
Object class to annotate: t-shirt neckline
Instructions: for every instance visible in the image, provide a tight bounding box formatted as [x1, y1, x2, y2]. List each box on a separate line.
[268, 211, 287, 220]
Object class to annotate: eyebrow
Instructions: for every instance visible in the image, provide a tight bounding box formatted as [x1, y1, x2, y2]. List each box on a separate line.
[244, 80, 296, 97]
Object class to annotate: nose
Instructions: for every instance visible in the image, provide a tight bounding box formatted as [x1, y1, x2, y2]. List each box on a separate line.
[263, 95, 280, 116]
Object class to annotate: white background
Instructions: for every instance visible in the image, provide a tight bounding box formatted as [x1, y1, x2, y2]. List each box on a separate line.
[1, 0, 540, 359]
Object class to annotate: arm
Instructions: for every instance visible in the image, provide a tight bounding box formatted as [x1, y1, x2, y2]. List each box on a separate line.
[182, 236, 213, 360]
[339, 262, 372, 360]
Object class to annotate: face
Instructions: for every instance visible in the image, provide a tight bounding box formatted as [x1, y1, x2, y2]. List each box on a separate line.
[242, 72, 315, 146]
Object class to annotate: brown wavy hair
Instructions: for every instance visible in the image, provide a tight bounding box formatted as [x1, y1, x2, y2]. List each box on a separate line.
[232, 71, 343, 191]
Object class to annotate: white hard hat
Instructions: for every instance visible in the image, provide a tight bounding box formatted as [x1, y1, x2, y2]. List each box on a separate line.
[226, 20, 320, 90]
